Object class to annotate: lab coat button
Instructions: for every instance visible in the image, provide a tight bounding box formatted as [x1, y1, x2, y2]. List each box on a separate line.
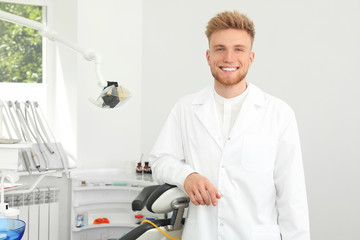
[219, 223, 224, 227]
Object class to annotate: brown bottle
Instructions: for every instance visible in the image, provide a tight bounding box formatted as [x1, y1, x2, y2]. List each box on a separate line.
[136, 162, 143, 173]
[143, 161, 152, 174]
[136, 162, 143, 180]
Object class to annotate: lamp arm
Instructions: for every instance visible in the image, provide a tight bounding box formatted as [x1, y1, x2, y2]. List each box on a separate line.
[0, 10, 107, 87]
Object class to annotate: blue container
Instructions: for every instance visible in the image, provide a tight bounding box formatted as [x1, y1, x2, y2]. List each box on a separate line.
[0, 219, 26, 240]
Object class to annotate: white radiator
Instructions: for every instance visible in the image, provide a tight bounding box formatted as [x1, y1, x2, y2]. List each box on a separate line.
[6, 187, 60, 240]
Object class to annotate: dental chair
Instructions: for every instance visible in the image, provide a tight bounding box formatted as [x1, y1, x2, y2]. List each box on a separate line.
[120, 184, 189, 240]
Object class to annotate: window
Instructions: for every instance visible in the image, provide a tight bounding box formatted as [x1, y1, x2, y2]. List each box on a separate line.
[0, 1, 47, 108]
[0, 2, 43, 83]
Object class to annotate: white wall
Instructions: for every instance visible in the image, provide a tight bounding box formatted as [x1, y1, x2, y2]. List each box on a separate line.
[49, 0, 143, 168]
[46, 1, 78, 239]
[141, 0, 360, 239]
[76, 0, 143, 169]
[48, 0, 78, 166]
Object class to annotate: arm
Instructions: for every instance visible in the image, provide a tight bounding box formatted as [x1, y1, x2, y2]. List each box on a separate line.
[274, 110, 310, 240]
[149, 102, 220, 206]
[149, 102, 196, 192]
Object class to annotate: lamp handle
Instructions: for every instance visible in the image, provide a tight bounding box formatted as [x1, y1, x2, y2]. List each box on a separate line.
[0, 10, 107, 87]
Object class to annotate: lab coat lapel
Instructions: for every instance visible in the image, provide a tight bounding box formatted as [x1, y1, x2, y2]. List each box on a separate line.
[192, 87, 223, 150]
[230, 84, 266, 139]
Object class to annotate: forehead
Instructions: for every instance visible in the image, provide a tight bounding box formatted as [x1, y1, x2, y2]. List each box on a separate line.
[209, 29, 252, 48]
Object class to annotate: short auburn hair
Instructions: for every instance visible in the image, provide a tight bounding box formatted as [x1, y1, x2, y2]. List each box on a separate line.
[205, 10, 255, 46]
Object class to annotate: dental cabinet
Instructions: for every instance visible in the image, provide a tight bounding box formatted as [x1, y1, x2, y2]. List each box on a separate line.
[70, 169, 156, 240]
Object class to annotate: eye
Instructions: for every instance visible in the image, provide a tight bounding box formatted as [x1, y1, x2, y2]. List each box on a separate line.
[235, 48, 243, 52]
[215, 48, 224, 51]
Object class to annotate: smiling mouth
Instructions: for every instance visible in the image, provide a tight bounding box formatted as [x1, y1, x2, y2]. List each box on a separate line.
[220, 67, 239, 72]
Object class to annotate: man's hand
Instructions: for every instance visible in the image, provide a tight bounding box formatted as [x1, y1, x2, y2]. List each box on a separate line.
[184, 173, 221, 206]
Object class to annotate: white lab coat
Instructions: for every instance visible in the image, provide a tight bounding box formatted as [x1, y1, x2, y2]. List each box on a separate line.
[149, 83, 310, 240]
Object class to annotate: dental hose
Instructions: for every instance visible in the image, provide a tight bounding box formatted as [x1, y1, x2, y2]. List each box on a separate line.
[140, 220, 181, 240]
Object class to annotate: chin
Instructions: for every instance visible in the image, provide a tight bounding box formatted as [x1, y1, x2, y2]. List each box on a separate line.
[216, 77, 244, 86]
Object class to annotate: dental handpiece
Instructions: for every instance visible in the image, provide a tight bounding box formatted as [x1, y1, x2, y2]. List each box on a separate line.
[21, 150, 32, 176]
[31, 150, 41, 171]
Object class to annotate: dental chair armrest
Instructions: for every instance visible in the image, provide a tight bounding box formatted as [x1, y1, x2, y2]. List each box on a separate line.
[132, 185, 159, 211]
[147, 184, 189, 213]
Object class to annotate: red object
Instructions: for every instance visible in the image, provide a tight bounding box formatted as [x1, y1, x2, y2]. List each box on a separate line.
[135, 214, 144, 219]
[93, 218, 110, 224]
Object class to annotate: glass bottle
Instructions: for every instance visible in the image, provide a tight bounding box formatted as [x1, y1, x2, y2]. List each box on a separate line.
[144, 162, 152, 174]
[136, 162, 143, 180]
[143, 162, 152, 181]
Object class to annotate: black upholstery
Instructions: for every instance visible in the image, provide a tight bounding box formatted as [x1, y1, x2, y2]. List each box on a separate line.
[132, 185, 159, 211]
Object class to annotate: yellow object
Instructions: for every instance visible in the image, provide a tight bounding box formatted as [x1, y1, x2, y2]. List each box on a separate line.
[117, 86, 130, 101]
[141, 220, 181, 240]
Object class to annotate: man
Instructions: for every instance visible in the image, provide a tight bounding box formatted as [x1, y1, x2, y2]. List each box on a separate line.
[149, 10, 310, 240]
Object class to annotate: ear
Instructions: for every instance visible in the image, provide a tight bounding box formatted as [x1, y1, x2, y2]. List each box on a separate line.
[206, 50, 211, 66]
[249, 51, 255, 66]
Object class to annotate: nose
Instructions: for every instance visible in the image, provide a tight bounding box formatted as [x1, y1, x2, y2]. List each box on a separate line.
[224, 51, 234, 63]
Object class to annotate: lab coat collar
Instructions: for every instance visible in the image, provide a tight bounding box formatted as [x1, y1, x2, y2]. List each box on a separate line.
[192, 86, 223, 150]
[229, 83, 267, 140]
[192, 83, 267, 149]
[245, 83, 266, 108]
[192, 83, 266, 107]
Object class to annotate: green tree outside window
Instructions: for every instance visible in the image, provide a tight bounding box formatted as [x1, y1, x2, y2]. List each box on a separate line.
[0, 3, 43, 83]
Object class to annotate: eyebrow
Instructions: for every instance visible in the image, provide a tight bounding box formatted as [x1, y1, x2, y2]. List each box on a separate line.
[213, 44, 246, 49]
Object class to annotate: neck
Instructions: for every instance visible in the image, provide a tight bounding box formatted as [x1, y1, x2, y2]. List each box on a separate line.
[214, 79, 247, 98]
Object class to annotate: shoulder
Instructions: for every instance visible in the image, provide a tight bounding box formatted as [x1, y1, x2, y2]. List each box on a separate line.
[165, 86, 211, 120]
[249, 83, 296, 119]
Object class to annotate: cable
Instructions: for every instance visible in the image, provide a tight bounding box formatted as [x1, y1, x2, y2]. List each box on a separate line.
[0, 102, 13, 139]
[14, 101, 43, 170]
[25, 101, 54, 154]
[6, 101, 24, 140]
[140, 220, 181, 240]
[34, 102, 69, 176]
[30, 101, 51, 143]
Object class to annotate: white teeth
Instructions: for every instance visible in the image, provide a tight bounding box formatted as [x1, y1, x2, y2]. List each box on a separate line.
[222, 67, 237, 71]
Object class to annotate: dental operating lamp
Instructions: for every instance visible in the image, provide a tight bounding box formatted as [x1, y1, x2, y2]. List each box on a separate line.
[0, 10, 131, 108]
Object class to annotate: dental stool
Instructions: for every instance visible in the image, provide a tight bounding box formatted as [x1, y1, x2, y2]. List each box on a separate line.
[120, 184, 189, 240]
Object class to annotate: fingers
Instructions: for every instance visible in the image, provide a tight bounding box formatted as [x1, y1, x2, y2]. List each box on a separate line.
[184, 173, 221, 207]
[195, 187, 212, 206]
[209, 188, 219, 206]
[206, 182, 221, 206]
[194, 188, 206, 205]
[188, 190, 199, 206]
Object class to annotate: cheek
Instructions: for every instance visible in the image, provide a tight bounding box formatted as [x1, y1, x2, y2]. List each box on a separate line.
[211, 61, 219, 69]
[207, 58, 215, 67]
[240, 57, 250, 66]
